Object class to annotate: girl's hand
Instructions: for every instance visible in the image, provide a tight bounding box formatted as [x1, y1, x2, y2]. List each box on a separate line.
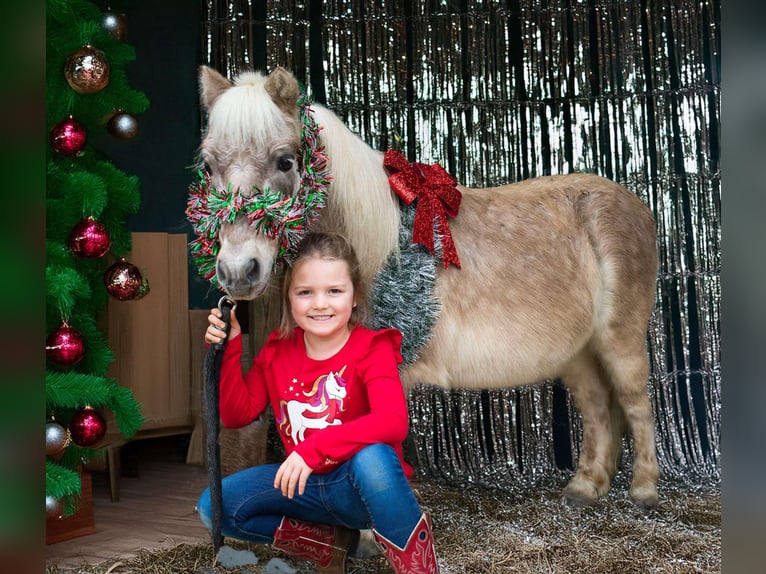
[274, 451, 313, 499]
[205, 306, 241, 344]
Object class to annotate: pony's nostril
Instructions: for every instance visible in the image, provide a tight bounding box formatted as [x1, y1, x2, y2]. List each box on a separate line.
[245, 259, 260, 283]
[216, 262, 228, 284]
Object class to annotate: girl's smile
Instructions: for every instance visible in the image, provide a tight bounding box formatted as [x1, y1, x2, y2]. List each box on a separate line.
[288, 256, 356, 359]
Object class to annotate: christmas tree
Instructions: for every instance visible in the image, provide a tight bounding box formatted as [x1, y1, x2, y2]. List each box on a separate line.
[46, 0, 146, 518]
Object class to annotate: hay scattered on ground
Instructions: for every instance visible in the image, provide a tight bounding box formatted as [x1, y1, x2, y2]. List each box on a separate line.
[46, 473, 720, 574]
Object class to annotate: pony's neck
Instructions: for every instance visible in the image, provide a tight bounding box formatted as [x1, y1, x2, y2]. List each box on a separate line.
[310, 105, 400, 285]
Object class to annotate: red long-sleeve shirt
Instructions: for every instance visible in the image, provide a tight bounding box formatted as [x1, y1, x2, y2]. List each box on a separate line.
[218, 324, 414, 478]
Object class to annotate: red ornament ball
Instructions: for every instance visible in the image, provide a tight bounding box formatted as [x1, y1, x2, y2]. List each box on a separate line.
[68, 406, 107, 447]
[50, 116, 87, 157]
[104, 258, 143, 300]
[46, 324, 85, 367]
[68, 216, 111, 258]
[107, 111, 139, 140]
[64, 45, 110, 94]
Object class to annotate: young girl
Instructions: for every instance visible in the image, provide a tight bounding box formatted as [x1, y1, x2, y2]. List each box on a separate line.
[196, 232, 439, 573]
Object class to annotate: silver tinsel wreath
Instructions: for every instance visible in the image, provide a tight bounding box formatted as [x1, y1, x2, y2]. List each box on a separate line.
[370, 203, 441, 365]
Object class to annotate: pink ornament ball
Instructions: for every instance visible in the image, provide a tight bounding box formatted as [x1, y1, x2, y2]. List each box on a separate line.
[50, 116, 87, 157]
[68, 406, 107, 447]
[68, 216, 111, 258]
[46, 324, 85, 367]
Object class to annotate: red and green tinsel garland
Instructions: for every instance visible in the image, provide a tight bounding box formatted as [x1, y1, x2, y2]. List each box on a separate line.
[186, 95, 331, 288]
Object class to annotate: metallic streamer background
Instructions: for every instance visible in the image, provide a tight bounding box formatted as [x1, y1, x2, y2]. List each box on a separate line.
[200, 0, 721, 486]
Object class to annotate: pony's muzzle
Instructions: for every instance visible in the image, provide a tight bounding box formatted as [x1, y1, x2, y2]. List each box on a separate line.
[216, 257, 262, 298]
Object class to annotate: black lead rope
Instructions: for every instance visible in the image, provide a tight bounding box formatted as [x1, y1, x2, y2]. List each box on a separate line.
[202, 295, 236, 555]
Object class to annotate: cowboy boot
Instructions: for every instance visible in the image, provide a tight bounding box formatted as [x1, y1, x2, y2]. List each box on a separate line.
[272, 516, 355, 573]
[372, 512, 439, 573]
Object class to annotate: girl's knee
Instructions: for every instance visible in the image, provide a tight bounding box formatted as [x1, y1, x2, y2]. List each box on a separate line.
[353, 443, 395, 463]
[350, 443, 400, 478]
[196, 489, 212, 529]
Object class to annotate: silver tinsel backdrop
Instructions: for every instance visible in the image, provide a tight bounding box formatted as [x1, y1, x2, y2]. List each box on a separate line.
[200, 0, 721, 486]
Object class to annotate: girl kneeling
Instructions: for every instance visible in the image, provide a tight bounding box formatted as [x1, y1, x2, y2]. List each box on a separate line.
[197, 231, 438, 573]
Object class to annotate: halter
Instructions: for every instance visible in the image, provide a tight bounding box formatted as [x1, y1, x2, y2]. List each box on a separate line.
[186, 95, 331, 288]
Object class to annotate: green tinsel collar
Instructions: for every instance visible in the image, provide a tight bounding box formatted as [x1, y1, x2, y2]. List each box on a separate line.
[186, 95, 331, 288]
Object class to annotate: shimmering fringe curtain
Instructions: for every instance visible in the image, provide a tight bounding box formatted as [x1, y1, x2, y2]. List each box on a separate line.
[201, 0, 721, 486]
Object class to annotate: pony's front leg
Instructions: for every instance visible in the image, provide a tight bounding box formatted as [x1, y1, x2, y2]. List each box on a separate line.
[560, 352, 616, 507]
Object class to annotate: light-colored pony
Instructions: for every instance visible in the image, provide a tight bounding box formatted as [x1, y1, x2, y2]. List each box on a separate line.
[197, 65, 660, 508]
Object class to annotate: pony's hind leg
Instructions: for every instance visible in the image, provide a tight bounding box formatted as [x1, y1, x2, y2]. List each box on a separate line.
[598, 342, 659, 509]
[559, 350, 617, 507]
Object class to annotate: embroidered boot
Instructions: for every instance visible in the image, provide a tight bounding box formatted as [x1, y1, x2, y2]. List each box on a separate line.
[372, 512, 439, 573]
[272, 516, 355, 573]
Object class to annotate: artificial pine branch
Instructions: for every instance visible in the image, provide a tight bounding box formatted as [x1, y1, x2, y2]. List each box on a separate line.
[107, 385, 143, 439]
[45, 371, 117, 407]
[45, 461, 81, 500]
[45, 371, 143, 439]
[45, 460, 81, 516]
[45, 266, 92, 320]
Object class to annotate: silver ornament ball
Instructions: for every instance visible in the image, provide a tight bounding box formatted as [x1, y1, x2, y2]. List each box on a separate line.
[46, 495, 63, 519]
[46, 421, 70, 456]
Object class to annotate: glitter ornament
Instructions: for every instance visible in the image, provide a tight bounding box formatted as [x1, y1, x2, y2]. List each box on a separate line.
[46, 323, 85, 367]
[68, 406, 107, 447]
[46, 495, 63, 519]
[64, 45, 110, 94]
[68, 216, 111, 258]
[50, 116, 87, 157]
[107, 111, 139, 140]
[102, 12, 127, 40]
[46, 420, 71, 456]
[104, 258, 143, 300]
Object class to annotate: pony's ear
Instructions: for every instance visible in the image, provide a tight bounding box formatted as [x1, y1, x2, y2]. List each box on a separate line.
[264, 67, 300, 114]
[198, 65, 232, 112]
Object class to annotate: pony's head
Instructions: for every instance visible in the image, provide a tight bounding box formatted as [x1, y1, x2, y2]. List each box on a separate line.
[189, 66, 401, 300]
[189, 66, 328, 299]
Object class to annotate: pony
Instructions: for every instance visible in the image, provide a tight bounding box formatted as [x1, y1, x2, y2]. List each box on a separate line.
[192, 65, 660, 509]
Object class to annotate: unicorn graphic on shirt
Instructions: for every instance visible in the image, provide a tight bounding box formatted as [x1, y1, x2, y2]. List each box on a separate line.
[277, 366, 348, 444]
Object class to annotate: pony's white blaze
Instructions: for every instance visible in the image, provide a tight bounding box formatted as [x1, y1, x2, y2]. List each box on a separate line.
[197, 65, 661, 510]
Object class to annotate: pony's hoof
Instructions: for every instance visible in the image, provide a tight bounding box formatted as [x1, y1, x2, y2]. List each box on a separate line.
[560, 491, 597, 508]
[561, 475, 602, 507]
[630, 485, 659, 510]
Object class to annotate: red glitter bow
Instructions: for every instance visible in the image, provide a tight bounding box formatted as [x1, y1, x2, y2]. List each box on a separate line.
[384, 149, 462, 268]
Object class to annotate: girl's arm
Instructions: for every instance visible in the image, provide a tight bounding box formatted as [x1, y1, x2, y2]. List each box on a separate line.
[217, 334, 271, 428]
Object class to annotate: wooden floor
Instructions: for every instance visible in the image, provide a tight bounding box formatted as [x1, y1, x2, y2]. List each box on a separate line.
[45, 436, 212, 571]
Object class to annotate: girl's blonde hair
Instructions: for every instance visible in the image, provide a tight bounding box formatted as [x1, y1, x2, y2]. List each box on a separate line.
[278, 232, 369, 338]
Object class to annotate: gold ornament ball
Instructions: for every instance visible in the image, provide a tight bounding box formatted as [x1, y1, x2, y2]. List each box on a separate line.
[64, 45, 110, 94]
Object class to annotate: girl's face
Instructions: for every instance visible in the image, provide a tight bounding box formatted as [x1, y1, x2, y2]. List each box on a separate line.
[288, 256, 356, 346]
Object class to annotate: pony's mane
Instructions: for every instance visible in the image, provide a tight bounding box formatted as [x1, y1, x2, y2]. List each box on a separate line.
[208, 71, 297, 149]
[310, 104, 400, 284]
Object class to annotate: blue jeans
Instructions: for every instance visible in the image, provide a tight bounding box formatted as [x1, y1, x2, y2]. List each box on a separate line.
[197, 443, 423, 548]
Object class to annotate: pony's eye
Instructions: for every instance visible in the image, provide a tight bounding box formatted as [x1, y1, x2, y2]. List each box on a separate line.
[277, 156, 294, 172]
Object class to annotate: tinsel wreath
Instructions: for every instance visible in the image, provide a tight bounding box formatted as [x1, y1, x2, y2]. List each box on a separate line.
[370, 203, 441, 366]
